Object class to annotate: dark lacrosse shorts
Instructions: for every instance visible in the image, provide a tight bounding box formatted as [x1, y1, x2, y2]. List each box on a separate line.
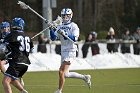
[5, 64, 28, 80]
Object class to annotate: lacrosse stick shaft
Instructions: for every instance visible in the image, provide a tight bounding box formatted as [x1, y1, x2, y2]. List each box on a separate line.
[18, 1, 48, 23]
[60, 33, 76, 44]
[31, 26, 50, 39]
[28, 6, 48, 23]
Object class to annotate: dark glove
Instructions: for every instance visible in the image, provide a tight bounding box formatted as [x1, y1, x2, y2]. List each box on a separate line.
[0, 52, 6, 60]
[137, 40, 140, 43]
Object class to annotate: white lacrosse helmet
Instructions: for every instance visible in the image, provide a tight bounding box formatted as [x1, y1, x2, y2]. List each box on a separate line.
[61, 8, 73, 23]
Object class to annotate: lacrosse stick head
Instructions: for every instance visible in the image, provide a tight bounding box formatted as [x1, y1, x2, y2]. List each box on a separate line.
[52, 16, 62, 27]
[48, 16, 62, 29]
[17, 1, 29, 9]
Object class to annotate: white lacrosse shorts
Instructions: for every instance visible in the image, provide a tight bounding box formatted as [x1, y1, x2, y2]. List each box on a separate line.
[61, 51, 76, 63]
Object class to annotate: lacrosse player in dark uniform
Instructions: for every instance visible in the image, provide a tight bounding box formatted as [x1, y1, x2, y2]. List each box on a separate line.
[0, 21, 11, 74]
[2, 17, 33, 93]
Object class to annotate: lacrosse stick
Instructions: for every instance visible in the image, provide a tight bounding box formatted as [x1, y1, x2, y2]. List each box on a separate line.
[18, 1, 48, 23]
[18, 1, 76, 44]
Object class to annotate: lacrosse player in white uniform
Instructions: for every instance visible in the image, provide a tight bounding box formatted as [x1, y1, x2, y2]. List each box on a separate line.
[50, 8, 91, 93]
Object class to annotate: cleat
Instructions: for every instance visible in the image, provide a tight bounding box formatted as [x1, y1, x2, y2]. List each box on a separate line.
[84, 75, 91, 89]
[54, 90, 62, 93]
[21, 90, 28, 93]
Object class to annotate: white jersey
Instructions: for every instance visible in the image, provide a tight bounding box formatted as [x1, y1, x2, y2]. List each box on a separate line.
[55, 22, 79, 52]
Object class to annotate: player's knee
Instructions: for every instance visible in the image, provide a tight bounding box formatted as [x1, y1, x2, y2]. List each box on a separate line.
[0, 61, 2, 66]
[0, 61, 5, 66]
[59, 70, 65, 76]
[2, 79, 8, 86]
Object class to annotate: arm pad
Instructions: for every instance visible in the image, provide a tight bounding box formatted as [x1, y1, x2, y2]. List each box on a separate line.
[68, 35, 76, 42]
[50, 30, 57, 41]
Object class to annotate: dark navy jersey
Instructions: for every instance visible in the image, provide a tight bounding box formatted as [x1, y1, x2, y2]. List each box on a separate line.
[0, 33, 2, 39]
[4, 31, 33, 65]
[0, 32, 4, 40]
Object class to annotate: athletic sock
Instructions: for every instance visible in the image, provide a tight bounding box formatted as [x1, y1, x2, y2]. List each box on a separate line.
[65, 72, 85, 79]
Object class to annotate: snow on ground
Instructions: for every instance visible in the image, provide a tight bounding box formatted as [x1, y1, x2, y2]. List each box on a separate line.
[28, 43, 140, 71]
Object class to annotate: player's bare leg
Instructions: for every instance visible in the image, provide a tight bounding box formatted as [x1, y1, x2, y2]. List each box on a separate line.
[54, 61, 92, 93]
[11, 80, 27, 93]
[2, 76, 28, 93]
[2, 76, 12, 93]
[0, 60, 6, 74]
[54, 62, 70, 93]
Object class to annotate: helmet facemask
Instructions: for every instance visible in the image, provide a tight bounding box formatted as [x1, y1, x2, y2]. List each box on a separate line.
[61, 14, 72, 23]
[1, 22, 11, 38]
[1, 22, 10, 30]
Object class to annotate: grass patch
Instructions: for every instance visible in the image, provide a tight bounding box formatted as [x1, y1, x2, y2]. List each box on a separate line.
[0, 68, 140, 93]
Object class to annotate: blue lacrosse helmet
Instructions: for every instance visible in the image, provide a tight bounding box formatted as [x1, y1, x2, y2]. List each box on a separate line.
[12, 17, 25, 30]
[1, 22, 10, 29]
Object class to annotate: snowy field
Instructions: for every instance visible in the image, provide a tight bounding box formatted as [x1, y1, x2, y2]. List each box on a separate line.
[28, 43, 140, 71]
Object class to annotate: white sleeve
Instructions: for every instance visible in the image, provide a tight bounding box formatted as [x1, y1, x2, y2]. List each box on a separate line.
[72, 23, 80, 41]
